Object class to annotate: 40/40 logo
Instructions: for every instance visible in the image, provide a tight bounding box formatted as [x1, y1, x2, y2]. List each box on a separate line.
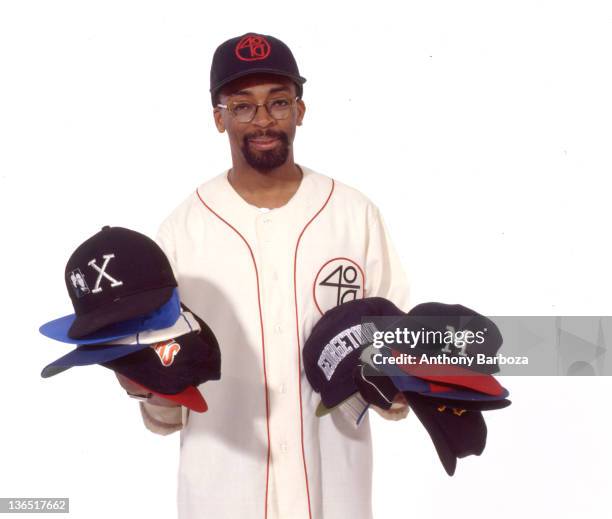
[313, 258, 365, 315]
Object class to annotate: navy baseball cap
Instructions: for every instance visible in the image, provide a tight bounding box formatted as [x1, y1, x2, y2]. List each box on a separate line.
[303, 297, 405, 415]
[39, 288, 180, 345]
[210, 32, 306, 105]
[41, 306, 197, 377]
[405, 392, 488, 476]
[102, 310, 221, 396]
[382, 302, 504, 375]
[41, 226, 178, 340]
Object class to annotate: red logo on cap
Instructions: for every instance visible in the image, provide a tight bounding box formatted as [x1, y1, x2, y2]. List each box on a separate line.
[152, 339, 181, 366]
[235, 35, 271, 62]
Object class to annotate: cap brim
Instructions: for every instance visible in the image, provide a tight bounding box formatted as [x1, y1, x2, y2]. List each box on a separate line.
[128, 378, 208, 413]
[68, 286, 175, 339]
[390, 373, 509, 402]
[211, 68, 306, 96]
[39, 288, 180, 344]
[41, 343, 150, 378]
[395, 361, 507, 397]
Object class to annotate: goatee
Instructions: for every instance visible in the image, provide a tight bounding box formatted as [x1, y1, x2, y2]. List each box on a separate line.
[241, 130, 290, 173]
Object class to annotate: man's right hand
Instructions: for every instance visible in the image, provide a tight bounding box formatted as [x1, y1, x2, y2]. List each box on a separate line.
[115, 372, 181, 407]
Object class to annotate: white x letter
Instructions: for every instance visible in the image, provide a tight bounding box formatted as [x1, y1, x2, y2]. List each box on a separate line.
[88, 254, 123, 293]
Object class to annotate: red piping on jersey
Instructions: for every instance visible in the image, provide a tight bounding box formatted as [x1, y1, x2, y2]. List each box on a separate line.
[312, 256, 366, 316]
[196, 188, 271, 519]
[293, 178, 335, 519]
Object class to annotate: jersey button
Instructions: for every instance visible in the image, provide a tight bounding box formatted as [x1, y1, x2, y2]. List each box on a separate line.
[280, 442, 288, 453]
[274, 324, 282, 333]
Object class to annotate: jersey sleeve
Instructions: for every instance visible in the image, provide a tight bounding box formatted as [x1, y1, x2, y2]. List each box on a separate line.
[155, 219, 179, 281]
[364, 203, 410, 311]
[364, 204, 412, 421]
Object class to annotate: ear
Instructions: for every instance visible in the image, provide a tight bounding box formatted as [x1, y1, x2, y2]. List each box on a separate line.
[213, 108, 226, 133]
[296, 98, 306, 126]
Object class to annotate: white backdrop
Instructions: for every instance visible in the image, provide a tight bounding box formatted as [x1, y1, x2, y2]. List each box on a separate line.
[1, 1, 611, 518]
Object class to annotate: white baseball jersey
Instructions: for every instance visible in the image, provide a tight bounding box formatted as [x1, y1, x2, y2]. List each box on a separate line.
[142, 165, 409, 519]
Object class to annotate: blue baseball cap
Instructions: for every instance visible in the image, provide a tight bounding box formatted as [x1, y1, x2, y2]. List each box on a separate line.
[39, 288, 180, 345]
[41, 342, 151, 378]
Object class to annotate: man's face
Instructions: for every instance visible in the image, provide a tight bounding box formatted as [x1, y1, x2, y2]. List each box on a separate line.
[213, 74, 306, 172]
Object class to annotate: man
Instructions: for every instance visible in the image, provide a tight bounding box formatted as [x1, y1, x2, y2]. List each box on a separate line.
[119, 32, 410, 519]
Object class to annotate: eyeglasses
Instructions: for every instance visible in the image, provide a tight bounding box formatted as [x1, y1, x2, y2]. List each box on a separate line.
[217, 96, 299, 123]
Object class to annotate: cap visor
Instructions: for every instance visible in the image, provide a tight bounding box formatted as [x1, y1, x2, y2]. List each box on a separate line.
[41, 343, 150, 378]
[396, 362, 507, 397]
[129, 378, 207, 413]
[211, 69, 306, 95]
[40, 288, 180, 344]
[68, 286, 175, 338]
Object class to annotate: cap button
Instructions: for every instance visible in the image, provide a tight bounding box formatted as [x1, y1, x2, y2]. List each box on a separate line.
[102, 225, 111, 231]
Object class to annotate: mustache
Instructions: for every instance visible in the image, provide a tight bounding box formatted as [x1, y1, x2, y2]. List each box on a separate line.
[243, 130, 289, 143]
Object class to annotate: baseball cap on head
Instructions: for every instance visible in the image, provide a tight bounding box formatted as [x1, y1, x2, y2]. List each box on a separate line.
[41, 226, 177, 340]
[210, 32, 307, 105]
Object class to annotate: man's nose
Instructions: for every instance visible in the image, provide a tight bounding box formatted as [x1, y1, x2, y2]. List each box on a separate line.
[252, 103, 275, 127]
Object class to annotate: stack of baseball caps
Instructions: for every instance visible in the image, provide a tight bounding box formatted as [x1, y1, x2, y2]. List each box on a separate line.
[303, 297, 511, 476]
[39, 226, 221, 413]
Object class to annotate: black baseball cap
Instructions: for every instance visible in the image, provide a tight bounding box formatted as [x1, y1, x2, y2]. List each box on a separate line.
[384, 302, 504, 375]
[44, 226, 177, 339]
[210, 32, 307, 105]
[403, 392, 488, 476]
[102, 308, 221, 396]
[303, 297, 405, 414]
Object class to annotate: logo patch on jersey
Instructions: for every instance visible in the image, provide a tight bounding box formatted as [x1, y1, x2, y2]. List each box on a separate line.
[69, 268, 90, 298]
[313, 258, 365, 315]
[87, 254, 123, 294]
[152, 339, 181, 366]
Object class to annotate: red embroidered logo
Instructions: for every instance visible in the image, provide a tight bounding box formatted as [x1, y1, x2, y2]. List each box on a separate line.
[152, 339, 181, 366]
[235, 35, 271, 62]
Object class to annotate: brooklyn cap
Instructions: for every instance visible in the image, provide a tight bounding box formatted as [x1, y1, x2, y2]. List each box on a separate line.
[40, 226, 177, 340]
[210, 33, 306, 105]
